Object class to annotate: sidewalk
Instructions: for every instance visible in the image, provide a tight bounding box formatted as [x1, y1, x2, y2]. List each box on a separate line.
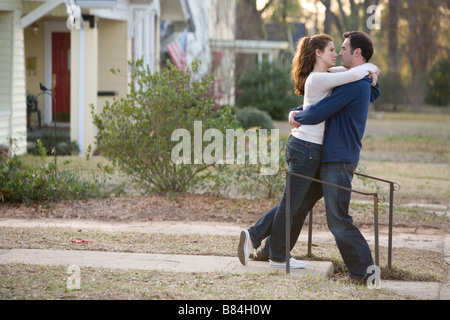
[0, 219, 449, 300]
[0, 248, 333, 277]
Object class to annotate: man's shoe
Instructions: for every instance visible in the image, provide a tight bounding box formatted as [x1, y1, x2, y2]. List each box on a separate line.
[270, 258, 307, 269]
[238, 230, 254, 265]
[250, 249, 269, 261]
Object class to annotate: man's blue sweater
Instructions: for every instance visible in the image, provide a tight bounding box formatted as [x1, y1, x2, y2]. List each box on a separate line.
[294, 76, 380, 163]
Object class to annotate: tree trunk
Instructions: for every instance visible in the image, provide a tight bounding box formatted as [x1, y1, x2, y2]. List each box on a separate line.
[388, 0, 400, 111]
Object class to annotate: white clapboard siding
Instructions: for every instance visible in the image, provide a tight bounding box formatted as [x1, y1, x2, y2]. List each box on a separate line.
[0, 11, 13, 149]
[0, 8, 27, 154]
[11, 9, 27, 154]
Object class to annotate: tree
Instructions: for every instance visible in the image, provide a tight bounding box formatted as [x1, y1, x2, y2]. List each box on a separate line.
[317, 0, 380, 36]
[401, 0, 448, 111]
[236, 0, 266, 40]
[385, 0, 402, 110]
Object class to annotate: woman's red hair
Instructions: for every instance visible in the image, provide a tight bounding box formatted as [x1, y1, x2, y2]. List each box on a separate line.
[291, 34, 334, 96]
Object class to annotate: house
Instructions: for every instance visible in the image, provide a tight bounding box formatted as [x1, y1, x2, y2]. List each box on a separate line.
[0, 0, 27, 155]
[0, 0, 194, 157]
[0, 0, 289, 158]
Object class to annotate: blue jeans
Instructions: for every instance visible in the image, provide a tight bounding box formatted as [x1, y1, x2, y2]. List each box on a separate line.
[320, 162, 374, 281]
[248, 135, 322, 262]
[249, 154, 374, 280]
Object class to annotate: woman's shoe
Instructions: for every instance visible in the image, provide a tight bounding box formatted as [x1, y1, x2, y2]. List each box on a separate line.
[269, 258, 307, 269]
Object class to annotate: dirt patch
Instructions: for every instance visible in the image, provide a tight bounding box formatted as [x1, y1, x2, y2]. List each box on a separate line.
[1, 193, 447, 232]
[0, 194, 284, 225]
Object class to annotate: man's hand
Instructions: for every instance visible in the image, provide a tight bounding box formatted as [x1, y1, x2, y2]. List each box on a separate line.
[289, 110, 301, 128]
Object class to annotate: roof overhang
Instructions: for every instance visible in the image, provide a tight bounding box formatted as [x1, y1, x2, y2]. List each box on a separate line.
[20, 0, 119, 28]
[160, 0, 194, 31]
[21, 0, 65, 28]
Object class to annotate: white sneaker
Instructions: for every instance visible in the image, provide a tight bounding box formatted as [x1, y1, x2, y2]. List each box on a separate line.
[270, 258, 307, 269]
[238, 230, 254, 265]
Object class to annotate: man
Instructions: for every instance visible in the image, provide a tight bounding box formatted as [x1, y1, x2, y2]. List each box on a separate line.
[290, 31, 380, 283]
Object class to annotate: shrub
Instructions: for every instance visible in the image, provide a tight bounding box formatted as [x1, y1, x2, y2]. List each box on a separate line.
[235, 107, 274, 130]
[234, 135, 287, 199]
[426, 58, 450, 106]
[235, 61, 302, 120]
[27, 131, 79, 156]
[92, 59, 238, 194]
[0, 140, 108, 203]
[199, 134, 288, 199]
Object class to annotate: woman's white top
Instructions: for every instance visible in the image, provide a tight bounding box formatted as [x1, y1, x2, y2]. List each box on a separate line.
[291, 63, 379, 145]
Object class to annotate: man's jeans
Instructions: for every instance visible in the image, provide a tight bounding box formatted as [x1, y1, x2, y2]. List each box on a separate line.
[320, 162, 374, 280]
[248, 135, 321, 262]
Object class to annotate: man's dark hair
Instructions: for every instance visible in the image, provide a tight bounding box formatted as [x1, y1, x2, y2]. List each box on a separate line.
[343, 31, 374, 62]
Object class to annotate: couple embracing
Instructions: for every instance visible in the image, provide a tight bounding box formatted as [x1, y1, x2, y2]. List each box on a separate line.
[238, 31, 380, 284]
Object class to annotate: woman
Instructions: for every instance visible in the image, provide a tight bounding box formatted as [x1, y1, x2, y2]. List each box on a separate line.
[238, 34, 379, 268]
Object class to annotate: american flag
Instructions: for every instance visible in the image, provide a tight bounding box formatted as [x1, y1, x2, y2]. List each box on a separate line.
[166, 29, 188, 71]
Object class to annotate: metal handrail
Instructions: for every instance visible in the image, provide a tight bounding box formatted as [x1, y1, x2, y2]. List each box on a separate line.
[353, 172, 400, 269]
[284, 171, 398, 274]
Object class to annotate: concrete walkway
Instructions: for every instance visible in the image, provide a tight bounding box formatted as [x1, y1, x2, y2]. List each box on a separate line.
[0, 248, 333, 277]
[0, 219, 449, 300]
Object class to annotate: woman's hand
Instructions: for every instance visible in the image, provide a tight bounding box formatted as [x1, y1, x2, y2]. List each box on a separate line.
[289, 110, 301, 128]
[369, 66, 380, 87]
[369, 72, 379, 87]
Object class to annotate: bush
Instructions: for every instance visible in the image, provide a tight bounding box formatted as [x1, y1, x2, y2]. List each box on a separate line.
[235, 107, 274, 130]
[27, 131, 79, 156]
[199, 134, 288, 199]
[0, 140, 107, 203]
[92, 59, 238, 194]
[235, 61, 302, 120]
[426, 58, 450, 106]
[234, 135, 287, 198]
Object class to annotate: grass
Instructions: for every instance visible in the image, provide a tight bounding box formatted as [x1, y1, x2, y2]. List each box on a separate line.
[0, 264, 404, 300]
[361, 111, 449, 165]
[352, 161, 450, 204]
[354, 110, 450, 204]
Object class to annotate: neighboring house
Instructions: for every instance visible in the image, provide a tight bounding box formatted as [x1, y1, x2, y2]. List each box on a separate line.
[0, 0, 290, 157]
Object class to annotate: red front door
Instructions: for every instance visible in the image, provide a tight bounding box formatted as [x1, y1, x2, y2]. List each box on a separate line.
[52, 32, 71, 123]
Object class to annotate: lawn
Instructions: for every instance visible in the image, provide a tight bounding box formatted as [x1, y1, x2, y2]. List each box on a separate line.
[355, 111, 450, 204]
